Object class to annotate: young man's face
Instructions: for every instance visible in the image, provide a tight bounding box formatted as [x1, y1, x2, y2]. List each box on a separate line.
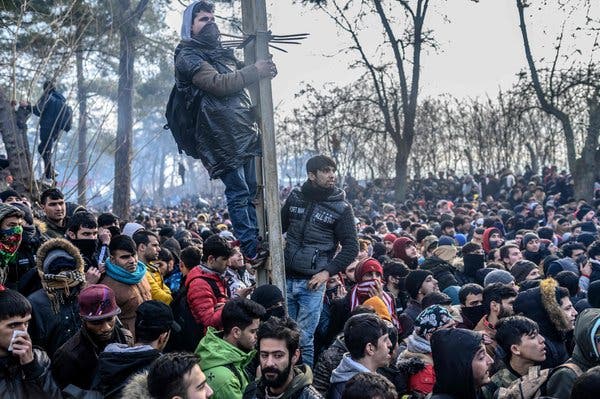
[490, 232, 503, 247]
[0, 216, 23, 231]
[420, 275, 439, 296]
[308, 166, 336, 189]
[464, 293, 483, 307]
[140, 236, 160, 263]
[84, 316, 116, 342]
[514, 331, 546, 363]
[499, 297, 516, 318]
[370, 333, 393, 369]
[259, 338, 299, 389]
[111, 249, 138, 273]
[0, 314, 31, 356]
[184, 364, 214, 399]
[208, 255, 229, 274]
[504, 247, 522, 266]
[526, 238, 540, 253]
[384, 240, 394, 253]
[236, 318, 260, 353]
[525, 268, 541, 280]
[345, 262, 357, 283]
[2, 196, 20, 204]
[404, 244, 419, 259]
[471, 344, 494, 388]
[191, 11, 216, 36]
[70, 226, 98, 240]
[560, 297, 578, 330]
[43, 197, 65, 222]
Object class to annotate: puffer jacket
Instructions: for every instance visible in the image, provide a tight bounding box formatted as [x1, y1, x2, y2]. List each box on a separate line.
[546, 308, 600, 399]
[145, 263, 172, 304]
[243, 365, 323, 399]
[196, 327, 255, 399]
[312, 336, 347, 396]
[282, 183, 358, 278]
[186, 265, 228, 330]
[0, 348, 63, 398]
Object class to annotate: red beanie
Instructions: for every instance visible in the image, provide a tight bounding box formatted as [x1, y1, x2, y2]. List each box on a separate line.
[384, 233, 397, 243]
[355, 257, 383, 282]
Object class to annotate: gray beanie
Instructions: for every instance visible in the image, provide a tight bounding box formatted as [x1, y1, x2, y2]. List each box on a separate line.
[484, 269, 515, 287]
[42, 249, 76, 274]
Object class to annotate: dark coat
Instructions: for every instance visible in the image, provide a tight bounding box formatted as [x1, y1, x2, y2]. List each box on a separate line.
[312, 337, 346, 396]
[0, 348, 63, 398]
[52, 326, 133, 389]
[32, 89, 70, 141]
[243, 365, 323, 399]
[420, 257, 459, 291]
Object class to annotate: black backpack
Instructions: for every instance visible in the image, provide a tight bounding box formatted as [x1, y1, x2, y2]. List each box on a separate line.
[167, 275, 224, 352]
[164, 85, 200, 159]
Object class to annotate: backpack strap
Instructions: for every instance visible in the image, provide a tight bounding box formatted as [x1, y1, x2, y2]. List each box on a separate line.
[223, 362, 246, 389]
[198, 275, 229, 299]
[558, 362, 583, 377]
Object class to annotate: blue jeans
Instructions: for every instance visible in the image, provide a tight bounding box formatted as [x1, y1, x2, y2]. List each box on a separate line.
[220, 157, 259, 258]
[286, 278, 326, 367]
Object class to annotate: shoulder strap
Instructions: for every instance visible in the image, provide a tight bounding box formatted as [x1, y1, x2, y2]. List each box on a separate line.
[197, 275, 228, 299]
[223, 362, 245, 388]
[559, 362, 583, 377]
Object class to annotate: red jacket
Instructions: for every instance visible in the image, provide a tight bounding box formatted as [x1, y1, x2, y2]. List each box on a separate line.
[185, 265, 227, 330]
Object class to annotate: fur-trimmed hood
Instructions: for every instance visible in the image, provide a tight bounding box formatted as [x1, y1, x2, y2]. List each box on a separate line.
[120, 371, 150, 399]
[35, 238, 85, 274]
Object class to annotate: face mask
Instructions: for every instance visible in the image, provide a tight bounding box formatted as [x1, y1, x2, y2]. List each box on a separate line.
[193, 22, 220, 49]
[463, 253, 485, 277]
[71, 239, 98, 258]
[461, 304, 486, 324]
[0, 225, 23, 259]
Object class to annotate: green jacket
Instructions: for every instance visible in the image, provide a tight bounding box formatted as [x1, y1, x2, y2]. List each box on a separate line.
[546, 308, 600, 399]
[196, 327, 256, 399]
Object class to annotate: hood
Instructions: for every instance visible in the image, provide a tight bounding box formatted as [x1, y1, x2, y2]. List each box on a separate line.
[196, 327, 255, 370]
[282, 365, 315, 399]
[181, 1, 199, 41]
[513, 278, 571, 341]
[431, 328, 482, 399]
[35, 238, 85, 274]
[572, 308, 600, 366]
[330, 353, 370, 384]
[121, 371, 150, 399]
[482, 227, 500, 253]
[96, 344, 160, 395]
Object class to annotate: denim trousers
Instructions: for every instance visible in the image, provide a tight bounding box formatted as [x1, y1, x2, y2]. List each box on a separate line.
[286, 278, 326, 367]
[220, 157, 259, 258]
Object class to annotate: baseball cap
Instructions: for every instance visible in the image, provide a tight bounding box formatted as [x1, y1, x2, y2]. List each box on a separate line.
[135, 300, 181, 333]
[78, 284, 121, 321]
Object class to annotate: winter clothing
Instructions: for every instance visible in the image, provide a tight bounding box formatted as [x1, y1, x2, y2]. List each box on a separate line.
[328, 353, 371, 399]
[120, 371, 149, 399]
[546, 308, 600, 399]
[405, 270, 433, 299]
[0, 348, 63, 398]
[105, 259, 146, 285]
[186, 265, 228, 330]
[420, 257, 458, 291]
[196, 327, 255, 399]
[483, 269, 514, 287]
[52, 325, 133, 389]
[510, 260, 538, 284]
[481, 366, 518, 399]
[281, 183, 358, 278]
[392, 237, 419, 269]
[243, 365, 323, 399]
[431, 328, 484, 399]
[546, 258, 579, 278]
[473, 315, 497, 358]
[92, 343, 160, 398]
[145, 262, 172, 304]
[43, 216, 67, 239]
[482, 227, 501, 254]
[397, 350, 435, 395]
[312, 336, 346, 396]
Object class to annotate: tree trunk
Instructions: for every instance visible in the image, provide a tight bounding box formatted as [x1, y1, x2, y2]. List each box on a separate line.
[76, 48, 88, 205]
[394, 149, 409, 201]
[0, 89, 36, 198]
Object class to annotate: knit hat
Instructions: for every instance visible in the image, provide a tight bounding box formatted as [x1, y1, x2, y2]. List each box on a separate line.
[438, 235, 455, 247]
[454, 233, 467, 246]
[575, 204, 594, 221]
[42, 249, 77, 274]
[78, 284, 121, 321]
[10, 203, 33, 225]
[363, 296, 392, 322]
[406, 270, 433, 299]
[251, 284, 284, 309]
[161, 237, 182, 262]
[483, 269, 515, 287]
[0, 203, 23, 224]
[510, 260, 539, 284]
[355, 257, 384, 282]
[576, 232, 596, 248]
[122, 222, 144, 237]
[580, 221, 597, 234]
[0, 189, 19, 203]
[383, 233, 397, 243]
[521, 232, 540, 250]
[415, 305, 454, 336]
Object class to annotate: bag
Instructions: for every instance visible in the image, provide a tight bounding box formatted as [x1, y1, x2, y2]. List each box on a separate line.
[166, 275, 223, 352]
[496, 363, 582, 399]
[165, 85, 200, 158]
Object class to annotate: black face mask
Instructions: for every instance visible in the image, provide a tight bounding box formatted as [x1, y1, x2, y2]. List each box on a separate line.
[193, 22, 220, 49]
[71, 239, 98, 258]
[461, 304, 486, 324]
[463, 253, 485, 277]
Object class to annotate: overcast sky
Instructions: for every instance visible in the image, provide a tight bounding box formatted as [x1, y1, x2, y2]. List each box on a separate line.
[167, 1, 592, 114]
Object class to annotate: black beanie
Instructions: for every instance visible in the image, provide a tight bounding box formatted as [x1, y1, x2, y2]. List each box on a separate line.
[575, 204, 594, 221]
[251, 284, 284, 309]
[405, 270, 433, 299]
[588, 280, 600, 308]
[510, 260, 538, 284]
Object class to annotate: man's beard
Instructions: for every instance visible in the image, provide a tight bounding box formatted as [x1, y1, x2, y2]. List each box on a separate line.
[498, 305, 513, 319]
[262, 361, 293, 389]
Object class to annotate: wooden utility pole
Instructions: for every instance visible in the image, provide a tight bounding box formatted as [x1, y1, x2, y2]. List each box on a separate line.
[241, 0, 286, 295]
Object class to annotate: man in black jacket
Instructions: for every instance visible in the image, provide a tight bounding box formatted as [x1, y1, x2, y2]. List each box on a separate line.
[281, 155, 359, 367]
[172, 1, 275, 265]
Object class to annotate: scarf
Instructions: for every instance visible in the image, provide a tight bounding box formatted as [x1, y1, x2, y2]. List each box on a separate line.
[301, 180, 335, 202]
[39, 270, 85, 314]
[350, 280, 398, 326]
[406, 332, 432, 354]
[0, 225, 22, 264]
[105, 259, 146, 285]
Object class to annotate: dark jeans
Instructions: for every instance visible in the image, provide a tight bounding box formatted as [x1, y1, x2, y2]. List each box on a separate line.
[220, 157, 259, 258]
[38, 134, 56, 179]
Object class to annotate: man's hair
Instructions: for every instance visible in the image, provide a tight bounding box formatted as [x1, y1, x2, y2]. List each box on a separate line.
[483, 283, 517, 314]
[458, 283, 484, 306]
[192, 0, 214, 16]
[495, 316, 539, 361]
[157, 248, 173, 263]
[132, 229, 158, 248]
[40, 188, 63, 205]
[474, 227, 485, 235]
[344, 313, 388, 360]
[67, 211, 97, 234]
[462, 242, 482, 255]
[588, 240, 600, 260]
[570, 365, 600, 399]
[0, 289, 32, 321]
[147, 352, 199, 399]
[109, 234, 137, 256]
[342, 372, 398, 399]
[499, 244, 520, 261]
[306, 155, 336, 174]
[257, 317, 300, 355]
[222, 298, 266, 335]
[202, 235, 232, 262]
[440, 220, 454, 230]
[561, 242, 586, 258]
[453, 215, 466, 228]
[97, 212, 118, 227]
[180, 246, 202, 269]
[382, 260, 409, 281]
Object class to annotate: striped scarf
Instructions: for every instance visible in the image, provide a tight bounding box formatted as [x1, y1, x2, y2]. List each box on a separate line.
[39, 270, 86, 313]
[350, 280, 397, 325]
